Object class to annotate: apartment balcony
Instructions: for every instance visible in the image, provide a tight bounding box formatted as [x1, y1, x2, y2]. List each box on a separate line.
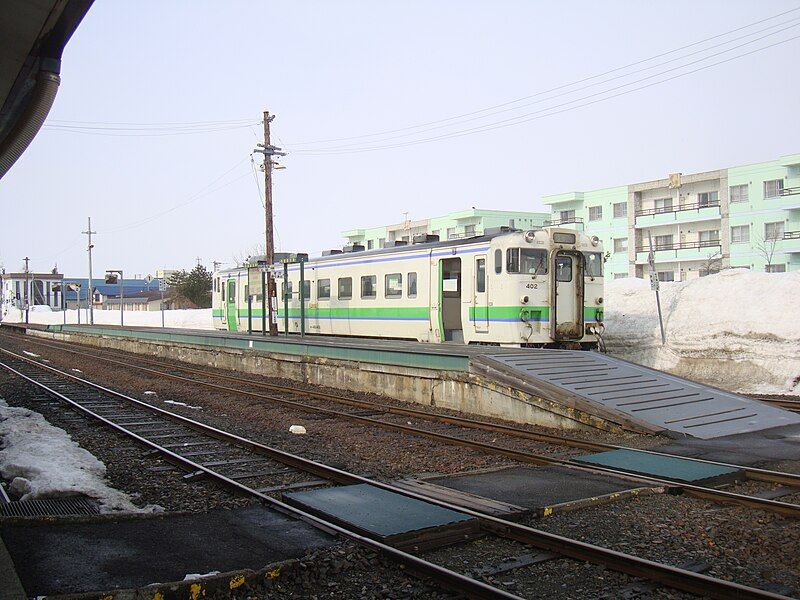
[782, 231, 800, 254]
[544, 216, 584, 228]
[635, 239, 721, 263]
[634, 200, 721, 228]
[779, 186, 800, 197]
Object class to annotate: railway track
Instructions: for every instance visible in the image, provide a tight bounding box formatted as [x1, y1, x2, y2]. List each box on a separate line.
[0, 346, 791, 600]
[5, 331, 800, 515]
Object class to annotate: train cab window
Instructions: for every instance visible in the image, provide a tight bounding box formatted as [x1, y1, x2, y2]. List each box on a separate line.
[361, 275, 377, 299]
[302, 280, 311, 302]
[555, 256, 573, 282]
[507, 248, 547, 275]
[476, 259, 486, 293]
[408, 272, 417, 298]
[494, 249, 502, 274]
[221, 286, 225, 302]
[317, 279, 331, 300]
[282, 281, 293, 301]
[338, 277, 352, 300]
[385, 273, 402, 298]
[583, 252, 603, 278]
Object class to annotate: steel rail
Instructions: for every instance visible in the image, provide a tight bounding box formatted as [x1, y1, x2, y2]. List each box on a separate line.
[3, 341, 798, 517]
[10, 331, 800, 489]
[0, 349, 790, 600]
[0, 356, 521, 600]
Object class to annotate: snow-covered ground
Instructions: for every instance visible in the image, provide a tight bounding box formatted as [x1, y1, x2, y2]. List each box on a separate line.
[1, 306, 214, 329]
[0, 398, 138, 511]
[604, 269, 800, 395]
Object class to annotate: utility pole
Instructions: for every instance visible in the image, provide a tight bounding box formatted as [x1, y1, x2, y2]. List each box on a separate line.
[253, 110, 287, 336]
[23, 256, 30, 324]
[82, 217, 96, 325]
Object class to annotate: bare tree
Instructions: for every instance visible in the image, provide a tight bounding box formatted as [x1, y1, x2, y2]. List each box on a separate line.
[701, 249, 723, 276]
[753, 233, 780, 272]
[232, 243, 266, 267]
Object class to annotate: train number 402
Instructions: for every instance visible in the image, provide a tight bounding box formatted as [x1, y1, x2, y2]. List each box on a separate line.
[525, 283, 539, 289]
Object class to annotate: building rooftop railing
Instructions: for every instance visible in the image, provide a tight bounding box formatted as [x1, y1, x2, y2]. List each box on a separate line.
[544, 216, 584, 226]
[635, 239, 721, 253]
[635, 199, 720, 217]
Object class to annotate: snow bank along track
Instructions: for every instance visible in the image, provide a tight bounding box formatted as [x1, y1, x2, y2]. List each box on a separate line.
[6, 331, 800, 515]
[0, 345, 793, 600]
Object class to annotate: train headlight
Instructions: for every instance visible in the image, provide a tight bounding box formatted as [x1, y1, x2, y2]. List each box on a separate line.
[524, 230, 536, 243]
[520, 295, 529, 304]
[596, 297, 603, 304]
[591, 235, 600, 247]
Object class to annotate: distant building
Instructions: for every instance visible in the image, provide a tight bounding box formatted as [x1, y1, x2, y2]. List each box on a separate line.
[0, 270, 63, 314]
[543, 153, 800, 280]
[156, 269, 179, 282]
[103, 291, 165, 311]
[342, 208, 549, 250]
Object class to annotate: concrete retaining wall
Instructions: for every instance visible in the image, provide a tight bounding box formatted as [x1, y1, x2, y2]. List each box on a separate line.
[29, 329, 618, 433]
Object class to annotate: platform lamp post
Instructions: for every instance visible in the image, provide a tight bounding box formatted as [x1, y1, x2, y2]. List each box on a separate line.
[105, 270, 124, 326]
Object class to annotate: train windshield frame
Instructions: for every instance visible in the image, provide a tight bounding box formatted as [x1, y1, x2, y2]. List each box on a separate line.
[506, 248, 548, 275]
[583, 252, 604, 278]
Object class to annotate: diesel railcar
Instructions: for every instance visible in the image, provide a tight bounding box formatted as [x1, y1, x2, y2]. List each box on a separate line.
[212, 227, 605, 348]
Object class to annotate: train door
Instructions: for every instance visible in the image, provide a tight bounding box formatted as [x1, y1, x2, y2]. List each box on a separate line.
[226, 279, 238, 332]
[472, 255, 489, 333]
[439, 258, 462, 342]
[551, 250, 583, 341]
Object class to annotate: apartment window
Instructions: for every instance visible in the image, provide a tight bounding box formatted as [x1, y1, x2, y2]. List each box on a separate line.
[588, 206, 602, 221]
[613, 273, 627, 280]
[431, 230, 440, 238]
[699, 230, 719, 245]
[657, 271, 675, 282]
[765, 221, 785, 240]
[378, 238, 386, 249]
[654, 198, 673, 213]
[654, 234, 674, 249]
[613, 238, 628, 253]
[697, 191, 718, 207]
[338, 277, 352, 300]
[764, 179, 784, 198]
[766, 264, 786, 273]
[282, 281, 292, 301]
[613, 202, 627, 219]
[408, 272, 417, 298]
[447, 227, 456, 239]
[476, 258, 486, 293]
[367, 240, 374, 250]
[559, 209, 575, 222]
[317, 279, 331, 299]
[464, 225, 476, 237]
[385, 273, 402, 298]
[361, 275, 377, 299]
[730, 225, 750, 244]
[730, 184, 748, 203]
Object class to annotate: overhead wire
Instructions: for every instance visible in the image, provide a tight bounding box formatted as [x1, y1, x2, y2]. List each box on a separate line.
[289, 30, 800, 155]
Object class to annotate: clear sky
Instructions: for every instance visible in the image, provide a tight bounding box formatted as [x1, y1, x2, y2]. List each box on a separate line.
[1, 1, 799, 277]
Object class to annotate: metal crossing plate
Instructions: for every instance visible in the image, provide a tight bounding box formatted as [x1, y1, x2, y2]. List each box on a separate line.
[483, 351, 800, 439]
[573, 449, 740, 484]
[283, 484, 472, 538]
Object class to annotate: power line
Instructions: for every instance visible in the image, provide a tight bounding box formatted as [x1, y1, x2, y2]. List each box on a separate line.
[290, 32, 800, 155]
[42, 122, 261, 137]
[46, 117, 259, 127]
[286, 5, 800, 148]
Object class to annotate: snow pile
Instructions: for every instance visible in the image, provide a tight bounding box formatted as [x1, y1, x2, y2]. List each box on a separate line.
[0, 399, 138, 512]
[604, 269, 800, 394]
[0, 307, 214, 330]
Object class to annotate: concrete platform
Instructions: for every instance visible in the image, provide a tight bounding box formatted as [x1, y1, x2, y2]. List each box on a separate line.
[0, 505, 334, 596]
[7, 322, 800, 440]
[425, 465, 650, 512]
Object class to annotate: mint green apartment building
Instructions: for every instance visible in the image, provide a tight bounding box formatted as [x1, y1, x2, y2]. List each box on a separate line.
[543, 154, 800, 280]
[342, 208, 548, 249]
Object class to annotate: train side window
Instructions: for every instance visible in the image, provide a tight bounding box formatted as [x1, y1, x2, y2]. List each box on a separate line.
[494, 249, 502, 274]
[408, 272, 417, 298]
[221, 286, 225, 302]
[385, 273, 402, 298]
[555, 256, 573, 282]
[317, 279, 331, 300]
[476, 259, 486, 293]
[361, 275, 377, 299]
[229, 284, 235, 301]
[583, 252, 603, 278]
[338, 277, 352, 300]
[302, 280, 311, 301]
[282, 281, 293, 301]
[506, 248, 520, 273]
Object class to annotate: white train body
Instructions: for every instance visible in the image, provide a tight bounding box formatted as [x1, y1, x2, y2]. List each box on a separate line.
[213, 228, 605, 348]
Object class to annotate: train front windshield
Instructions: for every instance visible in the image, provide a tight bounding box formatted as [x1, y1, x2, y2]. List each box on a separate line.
[507, 248, 548, 275]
